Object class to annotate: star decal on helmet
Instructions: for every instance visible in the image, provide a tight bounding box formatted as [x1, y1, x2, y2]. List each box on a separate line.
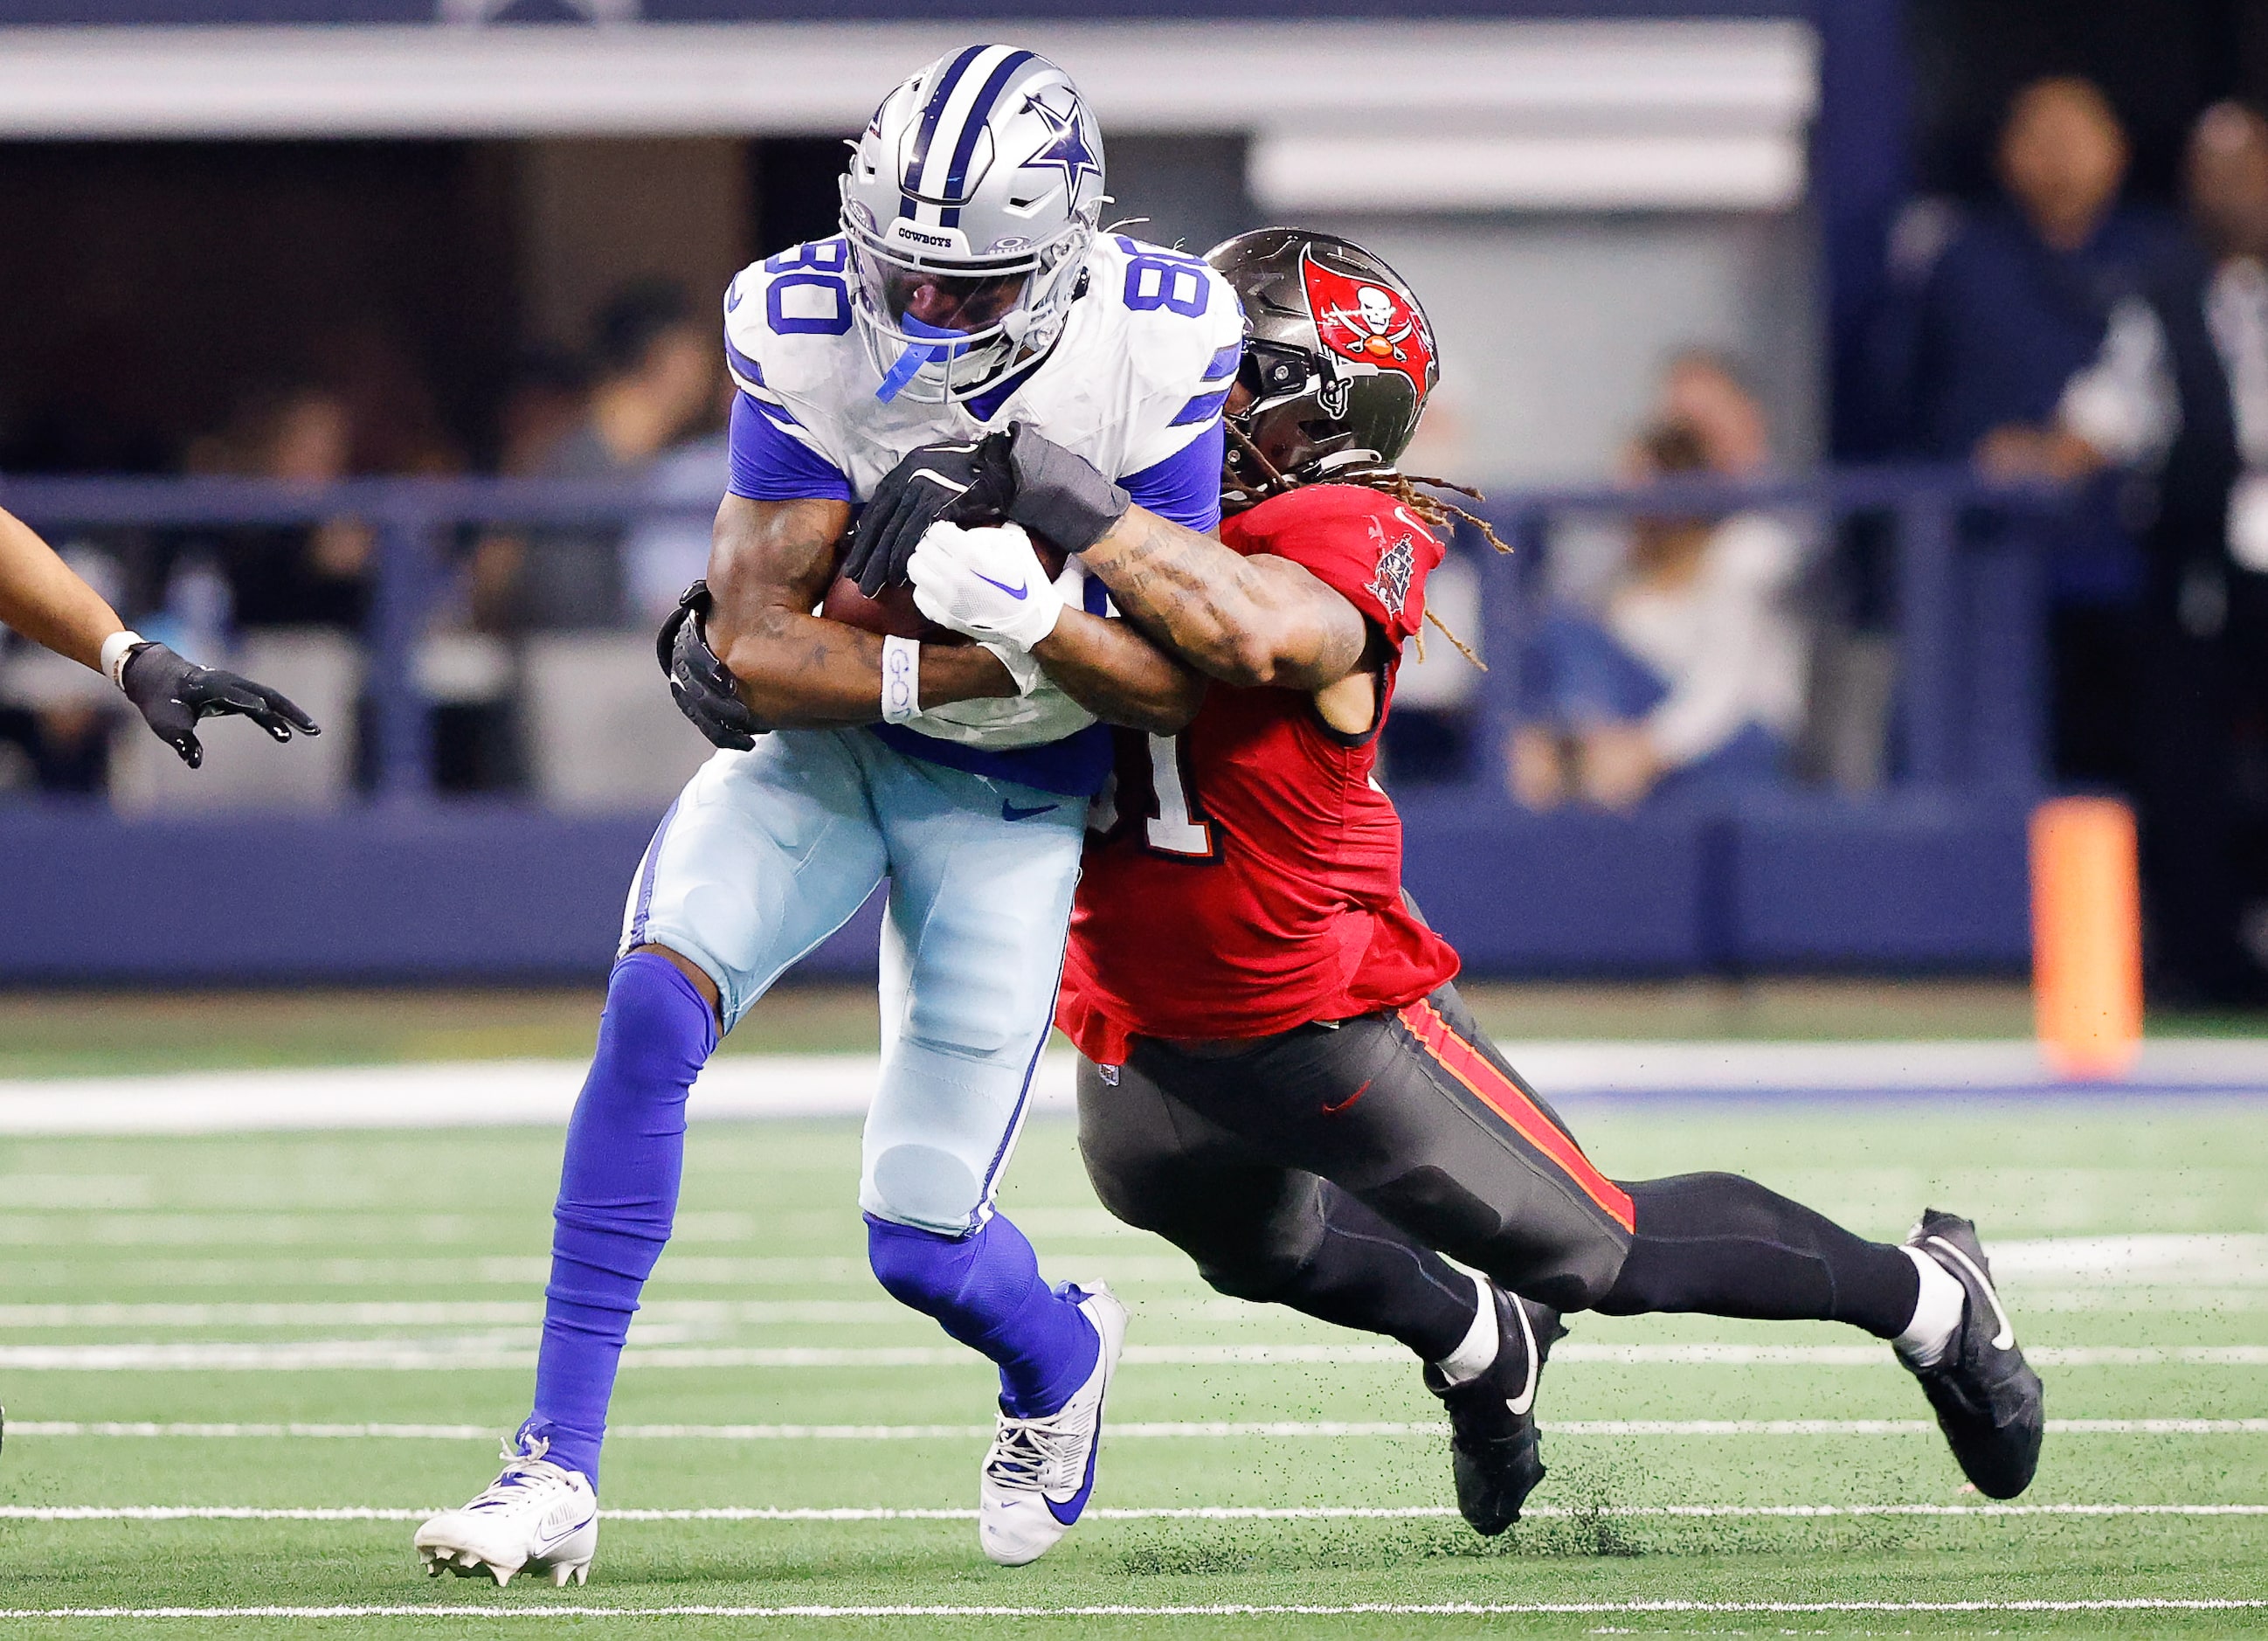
[1024, 97, 1102, 198]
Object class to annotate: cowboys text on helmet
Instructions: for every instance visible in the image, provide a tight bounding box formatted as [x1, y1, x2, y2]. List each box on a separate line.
[840, 46, 1108, 404]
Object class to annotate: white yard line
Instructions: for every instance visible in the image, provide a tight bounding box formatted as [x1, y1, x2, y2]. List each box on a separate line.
[5, 1340, 2265, 1369]
[12, 1417, 2268, 1439]
[8, 1503, 2268, 1523]
[3, 1600, 2266, 1619]
[5, 1043, 2267, 1136]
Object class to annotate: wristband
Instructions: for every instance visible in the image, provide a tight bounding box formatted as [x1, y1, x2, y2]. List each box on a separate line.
[100, 630, 148, 692]
[881, 634, 922, 724]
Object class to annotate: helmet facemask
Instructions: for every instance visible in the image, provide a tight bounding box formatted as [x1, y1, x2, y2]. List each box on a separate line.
[843, 204, 1091, 404]
[1222, 339, 1397, 510]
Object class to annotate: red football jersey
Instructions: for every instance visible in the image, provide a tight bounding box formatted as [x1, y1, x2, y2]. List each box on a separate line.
[1058, 483, 1462, 1063]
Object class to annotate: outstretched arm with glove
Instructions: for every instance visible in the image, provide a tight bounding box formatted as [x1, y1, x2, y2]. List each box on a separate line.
[0, 504, 319, 768]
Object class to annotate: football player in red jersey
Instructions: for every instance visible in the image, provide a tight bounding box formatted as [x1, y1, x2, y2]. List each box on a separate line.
[699, 231, 2046, 1534]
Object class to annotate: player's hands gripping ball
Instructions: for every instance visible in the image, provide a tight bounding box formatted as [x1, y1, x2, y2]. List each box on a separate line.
[118, 640, 319, 769]
[658, 580, 768, 751]
[908, 523, 1069, 653]
[842, 438, 1013, 596]
[847, 423, 1132, 594]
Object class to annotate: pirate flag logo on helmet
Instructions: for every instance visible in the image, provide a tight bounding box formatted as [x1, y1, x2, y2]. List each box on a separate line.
[1301, 248, 1434, 395]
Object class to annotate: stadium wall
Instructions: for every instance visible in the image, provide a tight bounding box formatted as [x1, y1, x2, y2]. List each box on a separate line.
[0, 795, 2030, 987]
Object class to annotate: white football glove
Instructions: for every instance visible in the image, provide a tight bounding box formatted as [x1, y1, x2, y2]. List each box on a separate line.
[909, 522, 1067, 653]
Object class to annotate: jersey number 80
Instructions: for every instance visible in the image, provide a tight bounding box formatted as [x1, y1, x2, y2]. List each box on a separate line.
[1117, 239, 1211, 320]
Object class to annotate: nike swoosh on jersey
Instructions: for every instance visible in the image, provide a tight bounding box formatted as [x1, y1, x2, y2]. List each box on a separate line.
[975, 571, 1029, 599]
[1002, 800, 1059, 822]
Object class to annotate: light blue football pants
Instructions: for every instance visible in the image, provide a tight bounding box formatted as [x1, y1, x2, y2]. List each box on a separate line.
[620, 727, 1088, 1234]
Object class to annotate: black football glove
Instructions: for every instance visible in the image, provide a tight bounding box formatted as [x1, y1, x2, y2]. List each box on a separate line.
[841, 436, 1014, 597]
[118, 641, 320, 770]
[659, 580, 768, 751]
[845, 424, 1132, 595]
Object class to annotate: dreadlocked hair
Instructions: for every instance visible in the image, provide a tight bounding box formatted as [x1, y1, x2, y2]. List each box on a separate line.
[1222, 422, 1504, 670]
[1344, 467, 1512, 558]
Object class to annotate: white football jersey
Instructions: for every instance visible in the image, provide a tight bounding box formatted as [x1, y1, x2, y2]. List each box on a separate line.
[722, 230, 1241, 754]
[723, 232, 1242, 500]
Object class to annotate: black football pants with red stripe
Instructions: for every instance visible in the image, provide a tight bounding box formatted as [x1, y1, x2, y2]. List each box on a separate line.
[1076, 982, 1918, 1365]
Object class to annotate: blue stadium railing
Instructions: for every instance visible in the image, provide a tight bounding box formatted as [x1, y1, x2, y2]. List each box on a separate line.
[0, 466, 2069, 980]
[0, 465, 2059, 803]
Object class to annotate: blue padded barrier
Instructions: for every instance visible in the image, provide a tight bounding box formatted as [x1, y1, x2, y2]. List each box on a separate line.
[0, 795, 2031, 986]
[1394, 796, 1719, 974]
[1725, 792, 2031, 969]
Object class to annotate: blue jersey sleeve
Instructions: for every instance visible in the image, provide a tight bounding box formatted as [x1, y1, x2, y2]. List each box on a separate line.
[1120, 420, 1224, 533]
[725, 391, 854, 503]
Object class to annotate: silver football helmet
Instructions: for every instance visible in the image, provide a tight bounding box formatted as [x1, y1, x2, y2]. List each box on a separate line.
[840, 45, 1106, 404]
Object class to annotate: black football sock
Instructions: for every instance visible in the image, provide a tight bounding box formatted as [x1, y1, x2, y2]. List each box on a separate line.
[1230, 1184, 1482, 1364]
[1592, 1173, 1920, 1340]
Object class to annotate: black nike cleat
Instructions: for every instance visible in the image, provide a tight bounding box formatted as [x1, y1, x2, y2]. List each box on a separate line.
[1898, 1209, 2044, 1499]
[1424, 1284, 1565, 1535]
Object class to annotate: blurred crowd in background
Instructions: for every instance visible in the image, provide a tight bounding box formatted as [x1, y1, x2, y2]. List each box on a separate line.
[0, 278, 729, 800]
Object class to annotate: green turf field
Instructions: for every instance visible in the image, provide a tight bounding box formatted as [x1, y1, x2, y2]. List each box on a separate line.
[2, 1098, 2265, 1637]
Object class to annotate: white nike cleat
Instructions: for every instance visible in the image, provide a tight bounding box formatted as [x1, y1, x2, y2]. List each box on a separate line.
[978, 1282, 1127, 1567]
[413, 1433, 598, 1588]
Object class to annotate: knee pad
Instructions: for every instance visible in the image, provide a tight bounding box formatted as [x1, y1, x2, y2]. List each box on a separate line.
[867, 1143, 984, 1236]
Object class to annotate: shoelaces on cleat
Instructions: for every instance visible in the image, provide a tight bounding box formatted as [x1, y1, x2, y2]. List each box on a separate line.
[983, 1410, 1092, 1496]
[462, 1435, 579, 1514]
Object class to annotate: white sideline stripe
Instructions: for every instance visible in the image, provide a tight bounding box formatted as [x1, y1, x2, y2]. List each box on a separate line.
[0, 1598, 2265, 1624]
[14, 1417, 2268, 1440]
[5, 1041, 2266, 1134]
[0, 1301, 909, 1328]
[0, 1057, 1073, 1136]
[10, 1503, 2268, 1524]
[14, 1237, 2266, 1305]
[7, 1340, 2267, 1370]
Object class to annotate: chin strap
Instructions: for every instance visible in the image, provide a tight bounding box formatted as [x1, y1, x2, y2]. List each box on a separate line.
[875, 313, 985, 404]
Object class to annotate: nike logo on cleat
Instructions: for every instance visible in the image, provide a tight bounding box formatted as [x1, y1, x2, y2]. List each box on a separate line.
[1505, 1298, 1540, 1416]
[975, 571, 1029, 600]
[1928, 1235, 2016, 1349]
[1002, 800, 1058, 822]
[1046, 1437, 1103, 1526]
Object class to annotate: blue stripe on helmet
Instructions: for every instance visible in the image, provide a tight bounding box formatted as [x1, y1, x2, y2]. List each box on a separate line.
[937, 48, 1038, 230]
[903, 45, 988, 219]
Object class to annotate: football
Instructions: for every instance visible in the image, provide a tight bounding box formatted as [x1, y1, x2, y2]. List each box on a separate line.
[818, 530, 1070, 644]
[819, 575, 965, 644]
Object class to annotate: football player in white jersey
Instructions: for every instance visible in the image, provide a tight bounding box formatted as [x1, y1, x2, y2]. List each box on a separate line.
[0, 503, 316, 765]
[415, 45, 1236, 1586]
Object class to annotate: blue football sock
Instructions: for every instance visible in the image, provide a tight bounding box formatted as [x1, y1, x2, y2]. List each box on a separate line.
[867, 1213, 1100, 1417]
[524, 952, 715, 1485]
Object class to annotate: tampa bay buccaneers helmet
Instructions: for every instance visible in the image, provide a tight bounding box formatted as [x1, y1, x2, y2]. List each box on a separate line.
[1205, 228, 1440, 509]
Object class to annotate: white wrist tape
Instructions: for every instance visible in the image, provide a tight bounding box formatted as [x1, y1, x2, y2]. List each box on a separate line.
[881, 634, 922, 724]
[100, 630, 148, 692]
